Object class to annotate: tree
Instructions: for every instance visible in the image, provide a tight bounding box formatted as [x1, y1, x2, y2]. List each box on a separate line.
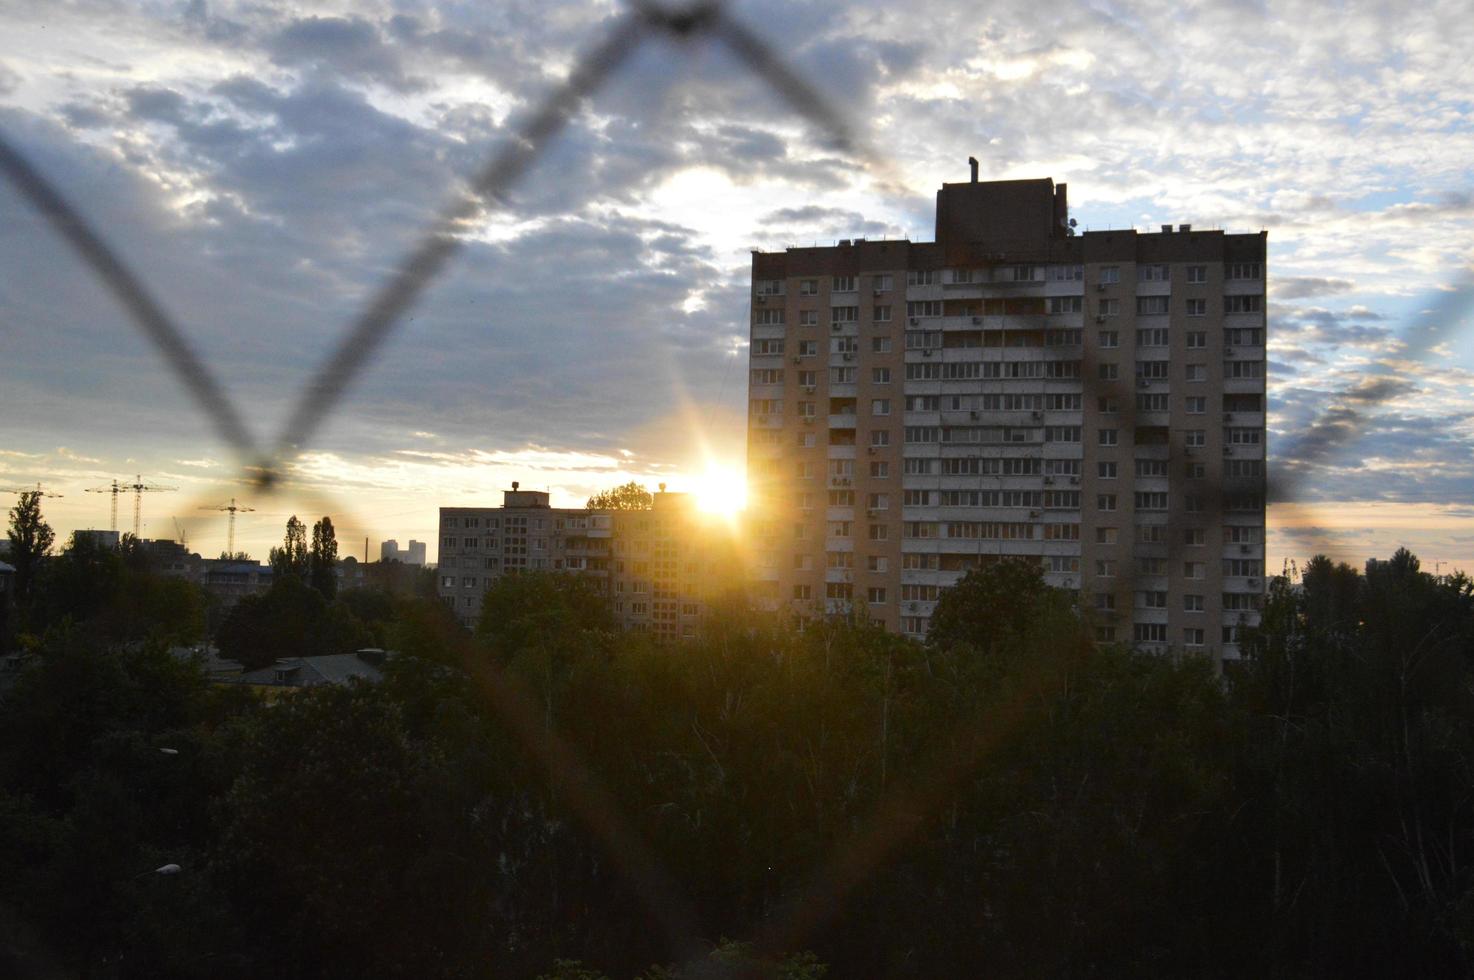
[926, 557, 1087, 659]
[268, 516, 308, 579]
[6, 489, 55, 601]
[309, 516, 338, 599]
[215, 575, 370, 670]
[585, 481, 652, 511]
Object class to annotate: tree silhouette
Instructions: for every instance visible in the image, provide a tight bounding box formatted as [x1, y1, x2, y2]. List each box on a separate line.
[6, 489, 55, 601]
[585, 481, 653, 511]
[309, 517, 338, 600]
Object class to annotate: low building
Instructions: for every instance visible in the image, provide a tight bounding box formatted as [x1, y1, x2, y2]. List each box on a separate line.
[437, 484, 746, 639]
[236, 651, 387, 689]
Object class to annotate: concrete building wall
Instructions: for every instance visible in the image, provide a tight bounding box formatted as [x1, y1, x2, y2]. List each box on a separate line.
[747, 177, 1266, 666]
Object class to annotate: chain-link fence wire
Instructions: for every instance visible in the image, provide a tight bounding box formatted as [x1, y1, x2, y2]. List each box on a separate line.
[2, 0, 1462, 968]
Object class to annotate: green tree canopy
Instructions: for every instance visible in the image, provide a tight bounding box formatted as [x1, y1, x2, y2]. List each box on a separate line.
[585, 481, 653, 511]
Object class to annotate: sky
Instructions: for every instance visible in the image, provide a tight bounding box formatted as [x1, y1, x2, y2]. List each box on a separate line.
[2, 0, 1474, 573]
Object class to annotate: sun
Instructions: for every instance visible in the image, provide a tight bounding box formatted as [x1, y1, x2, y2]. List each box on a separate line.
[691, 462, 748, 516]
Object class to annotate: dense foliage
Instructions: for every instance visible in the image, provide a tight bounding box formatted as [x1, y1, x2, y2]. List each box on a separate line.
[3, 544, 1474, 978]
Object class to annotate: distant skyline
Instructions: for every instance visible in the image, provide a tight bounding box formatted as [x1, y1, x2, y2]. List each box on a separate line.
[4, 0, 1474, 572]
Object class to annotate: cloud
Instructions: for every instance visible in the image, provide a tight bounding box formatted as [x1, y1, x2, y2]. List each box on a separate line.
[1273, 276, 1355, 299]
[266, 16, 423, 93]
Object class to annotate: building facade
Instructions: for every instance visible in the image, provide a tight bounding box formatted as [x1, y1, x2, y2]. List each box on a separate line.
[436, 485, 744, 639]
[746, 174, 1266, 664]
[380, 539, 427, 565]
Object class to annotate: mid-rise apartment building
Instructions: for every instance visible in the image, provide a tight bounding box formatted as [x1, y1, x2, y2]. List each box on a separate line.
[437, 484, 743, 639]
[746, 172, 1266, 663]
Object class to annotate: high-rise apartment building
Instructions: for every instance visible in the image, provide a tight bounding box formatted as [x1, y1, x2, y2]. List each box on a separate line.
[436, 485, 743, 639]
[746, 173, 1266, 664]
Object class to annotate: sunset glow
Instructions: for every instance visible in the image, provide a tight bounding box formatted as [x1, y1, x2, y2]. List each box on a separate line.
[691, 463, 749, 517]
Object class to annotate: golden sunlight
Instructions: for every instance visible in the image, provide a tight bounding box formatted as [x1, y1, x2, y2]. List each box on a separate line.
[690, 462, 748, 516]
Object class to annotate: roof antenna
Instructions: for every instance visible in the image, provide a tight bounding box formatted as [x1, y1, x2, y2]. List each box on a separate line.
[968, 156, 978, 182]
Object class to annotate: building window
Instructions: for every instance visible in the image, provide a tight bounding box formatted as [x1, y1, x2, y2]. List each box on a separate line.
[1098, 461, 1117, 478]
[833, 275, 857, 292]
[1186, 331, 1206, 348]
[871, 399, 891, 416]
[1099, 363, 1119, 381]
[1186, 298, 1207, 316]
[1098, 298, 1120, 317]
[1098, 330, 1119, 348]
[799, 310, 818, 327]
[1184, 594, 1205, 611]
[871, 336, 892, 353]
[1186, 364, 1206, 382]
[799, 279, 819, 295]
[873, 305, 892, 322]
[870, 461, 889, 478]
[1097, 494, 1117, 511]
[907, 269, 940, 286]
[1099, 266, 1120, 284]
[1227, 263, 1262, 280]
[1187, 265, 1207, 283]
[1099, 428, 1118, 446]
[1049, 296, 1083, 314]
[867, 587, 887, 604]
[1134, 623, 1168, 644]
[872, 273, 893, 292]
[1225, 295, 1263, 313]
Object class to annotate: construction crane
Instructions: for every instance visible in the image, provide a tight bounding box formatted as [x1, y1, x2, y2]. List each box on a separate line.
[86, 480, 125, 532]
[199, 498, 255, 556]
[0, 482, 64, 498]
[87, 475, 175, 538]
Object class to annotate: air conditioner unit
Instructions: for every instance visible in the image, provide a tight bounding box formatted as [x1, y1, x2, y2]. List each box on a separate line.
[874, 289, 884, 296]
[1137, 377, 1150, 388]
[1096, 315, 1107, 323]
[1043, 476, 1055, 485]
[1225, 446, 1235, 455]
[1028, 510, 1041, 519]
[866, 447, 876, 455]
[1225, 346, 1234, 354]
[1069, 476, 1080, 485]
[970, 410, 979, 420]
[972, 316, 982, 325]
[909, 317, 919, 326]
[922, 349, 933, 357]
[755, 295, 766, 304]
[843, 353, 854, 361]
[803, 417, 815, 425]
[1224, 412, 1234, 421]
[907, 602, 919, 613]
[1240, 544, 1250, 554]
[1032, 411, 1043, 420]
[1248, 578, 1260, 588]
[1096, 283, 1107, 291]
[792, 355, 802, 364]
[832, 323, 842, 332]
[803, 385, 816, 394]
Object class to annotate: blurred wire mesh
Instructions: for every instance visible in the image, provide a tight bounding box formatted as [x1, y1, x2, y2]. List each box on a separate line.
[0, 0, 1423, 965]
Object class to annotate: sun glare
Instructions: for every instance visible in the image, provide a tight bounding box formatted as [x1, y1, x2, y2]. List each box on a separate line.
[692, 463, 748, 516]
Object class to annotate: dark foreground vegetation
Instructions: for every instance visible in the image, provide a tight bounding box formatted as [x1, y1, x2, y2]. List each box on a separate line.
[3, 514, 1474, 977]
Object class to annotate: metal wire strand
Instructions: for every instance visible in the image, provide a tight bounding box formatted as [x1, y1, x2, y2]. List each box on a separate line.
[0, 136, 262, 463]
